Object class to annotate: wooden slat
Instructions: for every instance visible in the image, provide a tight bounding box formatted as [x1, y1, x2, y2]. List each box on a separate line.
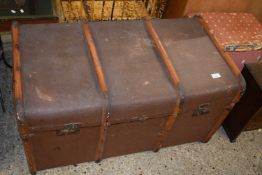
[144, 20, 183, 151]
[82, 24, 110, 162]
[199, 18, 244, 142]
[12, 22, 23, 103]
[199, 18, 241, 78]
[203, 92, 242, 142]
[12, 21, 37, 174]
[83, 24, 108, 93]
[144, 20, 181, 87]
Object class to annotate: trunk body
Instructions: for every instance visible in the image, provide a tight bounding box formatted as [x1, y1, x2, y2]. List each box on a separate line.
[13, 19, 244, 173]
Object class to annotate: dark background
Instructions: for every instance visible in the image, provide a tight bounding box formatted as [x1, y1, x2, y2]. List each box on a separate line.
[0, 0, 53, 16]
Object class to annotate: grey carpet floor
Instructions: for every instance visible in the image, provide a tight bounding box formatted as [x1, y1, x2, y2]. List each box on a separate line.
[0, 34, 261, 175]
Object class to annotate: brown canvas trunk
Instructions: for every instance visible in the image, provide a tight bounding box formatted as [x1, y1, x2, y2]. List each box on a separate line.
[12, 18, 245, 174]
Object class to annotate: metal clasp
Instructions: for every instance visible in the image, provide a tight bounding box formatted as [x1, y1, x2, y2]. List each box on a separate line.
[192, 103, 210, 116]
[56, 123, 80, 136]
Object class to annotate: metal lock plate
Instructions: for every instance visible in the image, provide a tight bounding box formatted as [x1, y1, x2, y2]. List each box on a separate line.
[56, 123, 80, 136]
[192, 103, 210, 116]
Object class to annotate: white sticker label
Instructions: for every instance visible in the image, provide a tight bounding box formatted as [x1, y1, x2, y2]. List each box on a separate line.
[211, 73, 221, 79]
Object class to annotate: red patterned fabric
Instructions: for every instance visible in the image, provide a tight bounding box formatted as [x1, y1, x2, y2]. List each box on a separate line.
[189, 12, 262, 49]
[189, 12, 262, 71]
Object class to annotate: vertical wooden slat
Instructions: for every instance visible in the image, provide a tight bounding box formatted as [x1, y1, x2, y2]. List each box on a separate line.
[82, 24, 108, 93]
[12, 24, 23, 102]
[110, 0, 116, 20]
[121, 0, 126, 19]
[144, 20, 183, 151]
[12, 21, 37, 175]
[144, 20, 180, 87]
[91, 0, 95, 20]
[60, 1, 67, 21]
[82, 24, 110, 162]
[79, 0, 83, 19]
[101, 1, 106, 20]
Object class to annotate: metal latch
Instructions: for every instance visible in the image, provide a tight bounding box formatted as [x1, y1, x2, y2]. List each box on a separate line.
[192, 103, 210, 116]
[56, 123, 80, 136]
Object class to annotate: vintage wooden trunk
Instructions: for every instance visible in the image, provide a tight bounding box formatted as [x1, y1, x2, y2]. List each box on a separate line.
[12, 18, 245, 174]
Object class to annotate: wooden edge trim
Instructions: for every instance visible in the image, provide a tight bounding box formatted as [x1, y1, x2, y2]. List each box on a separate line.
[82, 24, 110, 162]
[94, 93, 110, 162]
[198, 17, 245, 142]
[11, 21, 37, 174]
[203, 90, 242, 142]
[143, 20, 183, 151]
[12, 22, 23, 106]
[198, 18, 241, 78]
